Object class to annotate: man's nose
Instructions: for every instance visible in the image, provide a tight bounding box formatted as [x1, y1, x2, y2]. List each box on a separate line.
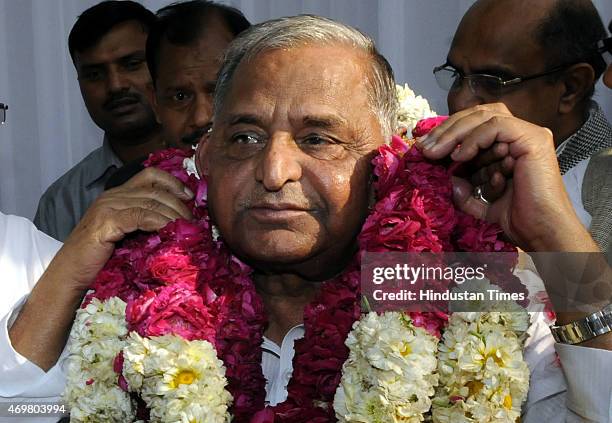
[255, 135, 302, 192]
[107, 69, 129, 93]
[191, 96, 213, 129]
[447, 80, 484, 113]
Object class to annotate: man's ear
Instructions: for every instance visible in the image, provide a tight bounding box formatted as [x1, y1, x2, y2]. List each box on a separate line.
[195, 135, 210, 177]
[558, 63, 596, 115]
[146, 83, 162, 125]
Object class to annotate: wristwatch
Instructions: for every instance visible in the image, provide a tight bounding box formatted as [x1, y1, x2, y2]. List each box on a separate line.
[550, 303, 612, 344]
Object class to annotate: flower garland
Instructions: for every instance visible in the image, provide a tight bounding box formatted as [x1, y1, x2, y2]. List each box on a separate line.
[64, 85, 530, 423]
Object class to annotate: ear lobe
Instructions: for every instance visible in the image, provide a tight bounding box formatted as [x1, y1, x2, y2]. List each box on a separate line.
[195, 137, 210, 177]
[558, 63, 595, 115]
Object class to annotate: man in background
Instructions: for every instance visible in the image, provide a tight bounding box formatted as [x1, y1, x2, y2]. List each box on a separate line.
[34, 1, 167, 241]
[435, 0, 611, 246]
[103, 0, 251, 189]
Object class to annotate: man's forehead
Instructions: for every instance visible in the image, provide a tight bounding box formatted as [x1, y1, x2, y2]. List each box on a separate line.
[219, 46, 371, 121]
[156, 27, 233, 80]
[232, 45, 368, 97]
[75, 20, 147, 66]
[450, 7, 545, 73]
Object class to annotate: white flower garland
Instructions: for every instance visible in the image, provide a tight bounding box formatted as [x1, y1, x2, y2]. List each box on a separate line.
[64, 297, 232, 423]
[123, 333, 232, 423]
[64, 297, 136, 422]
[432, 310, 530, 423]
[334, 312, 439, 422]
[395, 83, 437, 134]
[334, 308, 530, 423]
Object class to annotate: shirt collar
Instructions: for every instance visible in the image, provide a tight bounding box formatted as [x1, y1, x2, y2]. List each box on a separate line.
[84, 136, 124, 187]
[556, 101, 612, 174]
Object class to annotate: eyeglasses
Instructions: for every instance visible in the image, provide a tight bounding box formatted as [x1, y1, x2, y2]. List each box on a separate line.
[597, 37, 612, 66]
[433, 63, 573, 98]
[0, 103, 7, 125]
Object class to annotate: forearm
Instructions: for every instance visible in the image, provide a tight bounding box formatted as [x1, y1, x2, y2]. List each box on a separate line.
[8, 256, 86, 371]
[529, 220, 612, 350]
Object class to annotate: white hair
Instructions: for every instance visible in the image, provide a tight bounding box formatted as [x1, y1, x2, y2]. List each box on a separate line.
[213, 14, 398, 139]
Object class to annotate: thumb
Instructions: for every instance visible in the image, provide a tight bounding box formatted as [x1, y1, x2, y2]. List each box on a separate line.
[451, 176, 488, 221]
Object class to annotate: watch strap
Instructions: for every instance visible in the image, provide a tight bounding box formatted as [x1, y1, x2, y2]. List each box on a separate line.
[550, 303, 612, 344]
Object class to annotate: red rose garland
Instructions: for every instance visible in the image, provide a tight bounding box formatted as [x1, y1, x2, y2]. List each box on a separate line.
[84, 117, 522, 422]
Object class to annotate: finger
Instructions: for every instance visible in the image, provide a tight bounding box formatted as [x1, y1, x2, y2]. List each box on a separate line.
[481, 172, 507, 202]
[101, 208, 175, 244]
[103, 188, 193, 220]
[118, 167, 194, 200]
[450, 176, 488, 221]
[471, 158, 513, 187]
[451, 115, 554, 162]
[108, 197, 189, 222]
[473, 142, 509, 168]
[418, 104, 512, 159]
[500, 155, 515, 175]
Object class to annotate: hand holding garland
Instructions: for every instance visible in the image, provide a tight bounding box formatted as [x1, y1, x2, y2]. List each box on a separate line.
[419, 103, 612, 350]
[9, 168, 193, 370]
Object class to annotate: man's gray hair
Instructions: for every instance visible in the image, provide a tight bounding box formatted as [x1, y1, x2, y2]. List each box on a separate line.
[214, 14, 398, 139]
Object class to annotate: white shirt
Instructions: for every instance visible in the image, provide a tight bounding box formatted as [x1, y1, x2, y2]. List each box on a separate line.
[562, 158, 592, 228]
[1, 230, 611, 422]
[0, 212, 62, 422]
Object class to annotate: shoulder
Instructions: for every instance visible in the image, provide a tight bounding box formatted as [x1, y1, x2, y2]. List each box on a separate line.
[586, 147, 612, 173]
[40, 147, 105, 200]
[582, 148, 612, 198]
[0, 212, 61, 259]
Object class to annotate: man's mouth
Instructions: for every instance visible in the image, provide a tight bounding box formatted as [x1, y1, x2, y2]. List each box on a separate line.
[104, 97, 141, 114]
[248, 202, 313, 222]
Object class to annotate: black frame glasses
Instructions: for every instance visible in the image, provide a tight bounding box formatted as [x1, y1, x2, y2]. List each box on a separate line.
[433, 63, 574, 97]
[0, 103, 7, 125]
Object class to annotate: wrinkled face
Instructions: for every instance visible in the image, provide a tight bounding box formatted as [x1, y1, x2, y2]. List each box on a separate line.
[200, 45, 385, 279]
[74, 20, 158, 142]
[446, 6, 563, 135]
[152, 21, 234, 150]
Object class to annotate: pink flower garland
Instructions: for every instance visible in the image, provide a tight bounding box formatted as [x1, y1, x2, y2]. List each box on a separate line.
[84, 117, 521, 422]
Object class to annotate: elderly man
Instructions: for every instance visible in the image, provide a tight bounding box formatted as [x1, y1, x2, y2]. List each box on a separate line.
[435, 0, 612, 244]
[34, 1, 170, 241]
[4, 15, 611, 422]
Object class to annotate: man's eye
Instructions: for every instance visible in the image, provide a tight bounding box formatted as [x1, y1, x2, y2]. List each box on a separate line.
[125, 60, 144, 70]
[81, 71, 103, 81]
[302, 135, 330, 145]
[232, 134, 261, 144]
[172, 92, 192, 102]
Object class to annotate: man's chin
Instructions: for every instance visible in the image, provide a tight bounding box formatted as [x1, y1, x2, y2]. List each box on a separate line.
[106, 118, 160, 143]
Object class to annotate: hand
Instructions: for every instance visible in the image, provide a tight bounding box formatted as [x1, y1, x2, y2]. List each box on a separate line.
[51, 167, 193, 293]
[418, 103, 595, 252]
[9, 167, 194, 370]
[465, 141, 515, 201]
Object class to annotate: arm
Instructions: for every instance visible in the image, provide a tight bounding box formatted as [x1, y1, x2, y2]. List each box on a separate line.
[9, 167, 194, 371]
[420, 103, 611, 350]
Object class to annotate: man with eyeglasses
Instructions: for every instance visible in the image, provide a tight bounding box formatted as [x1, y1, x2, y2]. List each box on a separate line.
[435, 0, 611, 249]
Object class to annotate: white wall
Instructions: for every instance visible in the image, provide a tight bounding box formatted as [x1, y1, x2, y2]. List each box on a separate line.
[0, 0, 610, 220]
